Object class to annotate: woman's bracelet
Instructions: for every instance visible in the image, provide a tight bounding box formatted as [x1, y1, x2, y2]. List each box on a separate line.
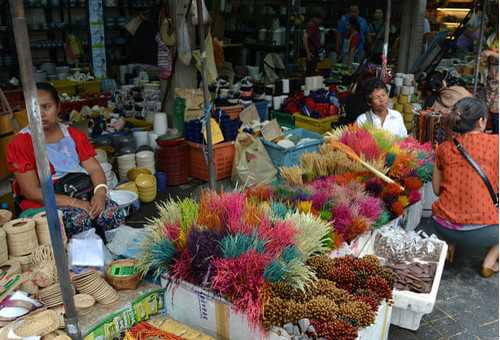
[93, 184, 109, 195]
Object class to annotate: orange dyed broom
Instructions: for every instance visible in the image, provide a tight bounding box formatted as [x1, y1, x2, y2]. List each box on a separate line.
[325, 133, 405, 191]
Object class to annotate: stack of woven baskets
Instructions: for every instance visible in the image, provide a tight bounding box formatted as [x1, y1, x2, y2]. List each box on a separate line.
[0, 211, 66, 272]
[0, 209, 13, 264]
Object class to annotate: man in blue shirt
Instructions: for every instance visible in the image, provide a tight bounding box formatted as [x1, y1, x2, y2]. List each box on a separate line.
[336, 5, 369, 62]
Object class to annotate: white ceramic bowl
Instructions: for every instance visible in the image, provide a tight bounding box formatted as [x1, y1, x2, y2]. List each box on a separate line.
[109, 190, 139, 208]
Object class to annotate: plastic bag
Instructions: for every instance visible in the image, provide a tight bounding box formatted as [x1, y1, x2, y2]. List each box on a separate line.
[232, 132, 277, 187]
[191, 0, 210, 25]
[106, 225, 146, 259]
[68, 228, 112, 269]
[192, 32, 218, 83]
[178, 19, 192, 65]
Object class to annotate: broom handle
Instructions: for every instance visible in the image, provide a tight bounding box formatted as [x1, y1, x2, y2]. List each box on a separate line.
[359, 158, 405, 191]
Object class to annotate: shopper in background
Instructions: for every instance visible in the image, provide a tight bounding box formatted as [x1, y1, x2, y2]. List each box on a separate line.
[341, 17, 362, 65]
[304, 7, 325, 76]
[422, 71, 472, 116]
[336, 5, 369, 63]
[368, 9, 385, 63]
[432, 97, 498, 277]
[356, 78, 407, 137]
[7, 83, 126, 239]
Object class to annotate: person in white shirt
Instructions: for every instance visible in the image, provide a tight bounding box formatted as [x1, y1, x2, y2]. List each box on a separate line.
[356, 78, 407, 137]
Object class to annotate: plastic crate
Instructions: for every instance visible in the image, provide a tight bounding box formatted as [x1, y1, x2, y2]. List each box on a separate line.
[157, 138, 189, 186]
[360, 230, 448, 331]
[50, 80, 78, 96]
[219, 105, 244, 120]
[260, 128, 323, 168]
[254, 100, 269, 121]
[294, 113, 339, 134]
[79, 80, 102, 96]
[187, 141, 235, 181]
[270, 110, 295, 128]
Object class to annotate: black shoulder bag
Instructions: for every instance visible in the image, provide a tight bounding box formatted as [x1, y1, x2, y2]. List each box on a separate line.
[53, 173, 93, 201]
[452, 137, 499, 208]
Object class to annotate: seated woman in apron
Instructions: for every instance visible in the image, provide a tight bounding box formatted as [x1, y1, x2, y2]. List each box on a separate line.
[356, 78, 407, 137]
[7, 83, 125, 238]
[432, 97, 498, 278]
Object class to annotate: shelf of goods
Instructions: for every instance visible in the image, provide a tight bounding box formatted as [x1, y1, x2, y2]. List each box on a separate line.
[161, 275, 392, 340]
[359, 231, 448, 331]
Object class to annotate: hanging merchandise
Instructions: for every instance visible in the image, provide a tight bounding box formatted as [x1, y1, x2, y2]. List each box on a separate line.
[156, 33, 174, 80]
[159, 17, 176, 47]
[178, 19, 192, 65]
[125, 15, 144, 36]
[64, 34, 83, 65]
[193, 32, 218, 84]
[190, 0, 210, 25]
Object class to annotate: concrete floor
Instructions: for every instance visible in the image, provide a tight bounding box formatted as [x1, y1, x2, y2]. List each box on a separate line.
[128, 181, 499, 340]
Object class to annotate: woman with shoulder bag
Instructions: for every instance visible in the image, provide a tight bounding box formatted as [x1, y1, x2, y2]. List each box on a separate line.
[7, 83, 125, 238]
[432, 97, 499, 277]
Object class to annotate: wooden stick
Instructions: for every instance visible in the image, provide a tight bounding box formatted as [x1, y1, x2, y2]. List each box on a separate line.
[325, 134, 405, 191]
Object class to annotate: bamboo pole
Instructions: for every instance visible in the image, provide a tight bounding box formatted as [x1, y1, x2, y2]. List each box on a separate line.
[9, 1, 81, 338]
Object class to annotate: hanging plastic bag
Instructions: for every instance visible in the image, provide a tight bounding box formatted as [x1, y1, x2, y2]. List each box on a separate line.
[178, 18, 192, 65]
[232, 132, 277, 187]
[191, 0, 210, 25]
[192, 32, 218, 83]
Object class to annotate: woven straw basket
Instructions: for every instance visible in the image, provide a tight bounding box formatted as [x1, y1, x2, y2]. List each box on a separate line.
[0, 228, 7, 264]
[9, 254, 33, 272]
[4, 219, 38, 256]
[34, 211, 67, 245]
[0, 210, 12, 227]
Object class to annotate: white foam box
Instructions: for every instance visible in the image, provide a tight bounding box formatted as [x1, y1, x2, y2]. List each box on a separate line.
[402, 199, 424, 232]
[160, 275, 392, 340]
[359, 231, 448, 331]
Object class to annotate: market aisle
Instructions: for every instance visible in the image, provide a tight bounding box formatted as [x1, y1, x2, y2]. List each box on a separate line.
[389, 219, 499, 340]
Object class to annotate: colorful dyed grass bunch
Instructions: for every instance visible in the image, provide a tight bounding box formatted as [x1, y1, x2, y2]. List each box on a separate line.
[251, 177, 384, 243]
[139, 191, 334, 327]
[263, 255, 395, 339]
[339, 124, 434, 183]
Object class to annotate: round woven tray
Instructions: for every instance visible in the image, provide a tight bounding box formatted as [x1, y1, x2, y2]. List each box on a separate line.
[34, 211, 67, 246]
[13, 310, 59, 337]
[74, 293, 95, 309]
[4, 219, 38, 256]
[0, 210, 12, 226]
[0, 228, 7, 264]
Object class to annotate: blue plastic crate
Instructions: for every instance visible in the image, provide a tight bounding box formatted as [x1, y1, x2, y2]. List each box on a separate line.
[260, 128, 323, 168]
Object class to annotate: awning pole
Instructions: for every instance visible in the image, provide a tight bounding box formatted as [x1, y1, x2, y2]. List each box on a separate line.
[381, 0, 392, 79]
[9, 1, 81, 338]
[196, 0, 216, 190]
[473, 0, 487, 95]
